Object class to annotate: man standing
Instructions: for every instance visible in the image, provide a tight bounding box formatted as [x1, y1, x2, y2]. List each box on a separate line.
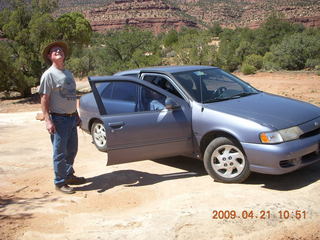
[39, 41, 86, 194]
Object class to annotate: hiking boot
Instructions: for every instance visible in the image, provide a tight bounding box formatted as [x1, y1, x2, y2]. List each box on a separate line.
[55, 184, 75, 194]
[66, 175, 86, 185]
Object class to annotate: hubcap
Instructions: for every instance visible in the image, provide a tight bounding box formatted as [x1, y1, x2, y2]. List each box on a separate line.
[211, 144, 245, 179]
[93, 123, 106, 148]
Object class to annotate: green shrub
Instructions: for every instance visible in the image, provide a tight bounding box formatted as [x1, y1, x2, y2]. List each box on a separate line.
[305, 59, 320, 69]
[163, 29, 178, 47]
[268, 33, 320, 70]
[244, 54, 263, 69]
[241, 63, 256, 75]
[263, 52, 281, 71]
[316, 65, 320, 76]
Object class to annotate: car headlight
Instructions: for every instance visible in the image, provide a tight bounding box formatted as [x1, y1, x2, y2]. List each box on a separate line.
[260, 126, 303, 144]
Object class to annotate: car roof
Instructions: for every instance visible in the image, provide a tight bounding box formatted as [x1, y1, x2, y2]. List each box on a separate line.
[114, 65, 217, 76]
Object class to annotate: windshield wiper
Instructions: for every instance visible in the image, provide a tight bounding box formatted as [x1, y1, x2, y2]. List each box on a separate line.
[203, 98, 233, 103]
[203, 92, 259, 103]
[229, 92, 258, 99]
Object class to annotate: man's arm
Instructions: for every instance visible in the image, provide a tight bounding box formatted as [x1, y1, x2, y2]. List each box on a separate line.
[40, 94, 55, 134]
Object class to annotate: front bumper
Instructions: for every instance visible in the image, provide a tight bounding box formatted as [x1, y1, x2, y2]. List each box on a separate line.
[242, 134, 320, 175]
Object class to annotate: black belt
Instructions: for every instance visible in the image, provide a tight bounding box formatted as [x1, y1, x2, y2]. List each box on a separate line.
[51, 112, 77, 117]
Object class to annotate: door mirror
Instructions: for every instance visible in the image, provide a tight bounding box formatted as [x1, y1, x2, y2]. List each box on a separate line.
[165, 98, 180, 110]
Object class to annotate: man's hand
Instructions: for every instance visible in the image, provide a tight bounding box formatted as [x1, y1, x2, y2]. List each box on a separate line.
[40, 94, 55, 134]
[46, 119, 56, 134]
[36, 112, 45, 121]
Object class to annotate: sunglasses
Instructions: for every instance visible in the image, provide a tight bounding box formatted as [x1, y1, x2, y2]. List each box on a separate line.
[49, 47, 64, 53]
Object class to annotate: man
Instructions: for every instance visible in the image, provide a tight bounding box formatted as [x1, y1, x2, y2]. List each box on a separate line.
[39, 41, 86, 194]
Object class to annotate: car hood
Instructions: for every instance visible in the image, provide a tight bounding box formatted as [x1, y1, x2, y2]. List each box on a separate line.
[204, 92, 320, 130]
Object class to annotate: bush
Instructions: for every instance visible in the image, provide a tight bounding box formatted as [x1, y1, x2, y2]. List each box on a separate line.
[241, 63, 256, 75]
[316, 65, 320, 76]
[305, 59, 320, 69]
[163, 29, 178, 47]
[244, 54, 263, 70]
[66, 56, 91, 78]
[263, 52, 281, 71]
[268, 33, 320, 70]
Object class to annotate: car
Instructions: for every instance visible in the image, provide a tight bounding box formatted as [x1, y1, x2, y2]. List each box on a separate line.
[79, 65, 320, 183]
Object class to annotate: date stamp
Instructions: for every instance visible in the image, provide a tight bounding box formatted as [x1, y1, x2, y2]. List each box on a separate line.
[212, 210, 307, 220]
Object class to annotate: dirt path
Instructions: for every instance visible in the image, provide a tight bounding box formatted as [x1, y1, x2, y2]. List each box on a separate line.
[1, 72, 320, 240]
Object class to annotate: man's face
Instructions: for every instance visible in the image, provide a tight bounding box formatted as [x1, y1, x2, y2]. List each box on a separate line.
[48, 46, 65, 63]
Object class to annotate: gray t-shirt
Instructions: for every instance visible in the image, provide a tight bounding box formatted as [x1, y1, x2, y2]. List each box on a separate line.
[38, 66, 77, 114]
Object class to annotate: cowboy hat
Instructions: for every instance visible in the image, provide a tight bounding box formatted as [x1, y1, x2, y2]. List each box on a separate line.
[42, 41, 69, 64]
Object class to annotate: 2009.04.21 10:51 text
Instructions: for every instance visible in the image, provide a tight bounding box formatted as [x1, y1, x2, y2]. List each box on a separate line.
[212, 210, 307, 220]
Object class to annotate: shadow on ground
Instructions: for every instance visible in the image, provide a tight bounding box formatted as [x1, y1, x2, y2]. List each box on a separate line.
[10, 93, 40, 104]
[74, 157, 206, 193]
[244, 161, 320, 190]
[0, 193, 55, 221]
[75, 157, 320, 193]
[156, 157, 320, 191]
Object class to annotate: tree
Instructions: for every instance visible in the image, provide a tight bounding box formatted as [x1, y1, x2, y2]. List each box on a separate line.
[253, 12, 304, 55]
[0, 0, 92, 97]
[163, 29, 178, 48]
[173, 30, 217, 66]
[269, 32, 320, 70]
[216, 28, 241, 71]
[90, 27, 162, 74]
[209, 21, 223, 37]
[56, 12, 92, 47]
[0, 0, 58, 96]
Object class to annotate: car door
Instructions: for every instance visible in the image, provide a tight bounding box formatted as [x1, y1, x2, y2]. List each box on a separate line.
[89, 76, 193, 165]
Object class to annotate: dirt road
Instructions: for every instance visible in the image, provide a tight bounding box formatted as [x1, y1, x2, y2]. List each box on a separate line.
[1, 72, 320, 240]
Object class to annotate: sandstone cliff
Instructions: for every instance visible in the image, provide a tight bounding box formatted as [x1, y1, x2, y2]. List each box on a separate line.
[83, 0, 198, 33]
[54, 0, 320, 32]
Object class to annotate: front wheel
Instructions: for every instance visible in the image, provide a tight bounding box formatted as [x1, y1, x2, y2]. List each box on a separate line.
[91, 120, 107, 152]
[203, 137, 250, 183]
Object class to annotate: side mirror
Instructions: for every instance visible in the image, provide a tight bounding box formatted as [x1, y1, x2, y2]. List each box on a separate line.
[165, 98, 180, 110]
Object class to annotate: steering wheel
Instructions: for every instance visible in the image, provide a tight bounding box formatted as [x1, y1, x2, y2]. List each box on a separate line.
[212, 87, 227, 98]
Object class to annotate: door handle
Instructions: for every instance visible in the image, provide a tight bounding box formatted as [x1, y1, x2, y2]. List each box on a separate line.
[108, 121, 125, 129]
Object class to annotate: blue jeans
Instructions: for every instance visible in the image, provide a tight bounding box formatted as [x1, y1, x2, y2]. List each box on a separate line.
[50, 115, 78, 186]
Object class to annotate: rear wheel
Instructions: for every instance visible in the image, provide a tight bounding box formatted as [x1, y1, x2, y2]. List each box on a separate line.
[91, 120, 107, 152]
[204, 137, 250, 183]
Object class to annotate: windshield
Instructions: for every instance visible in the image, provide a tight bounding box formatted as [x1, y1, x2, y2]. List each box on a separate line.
[172, 68, 260, 103]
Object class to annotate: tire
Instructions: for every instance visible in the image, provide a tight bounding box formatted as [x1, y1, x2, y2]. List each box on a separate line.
[203, 137, 250, 183]
[91, 120, 107, 152]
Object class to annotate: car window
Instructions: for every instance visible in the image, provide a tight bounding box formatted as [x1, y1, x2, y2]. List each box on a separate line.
[97, 81, 167, 114]
[112, 82, 137, 101]
[140, 86, 166, 111]
[202, 73, 242, 92]
[173, 68, 259, 102]
[142, 74, 183, 99]
[100, 81, 138, 114]
[100, 82, 113, 98]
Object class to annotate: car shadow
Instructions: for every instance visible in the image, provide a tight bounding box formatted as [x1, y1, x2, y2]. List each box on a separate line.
[75, 157, 320, 193]
[155, 156, 320, 191]
[153, 156, 207, 176]
[74, 157, 205, 193]
[244, 161, 320, 190]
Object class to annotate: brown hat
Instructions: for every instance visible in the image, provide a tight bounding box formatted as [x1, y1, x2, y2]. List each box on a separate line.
[42, 41, 69, 64]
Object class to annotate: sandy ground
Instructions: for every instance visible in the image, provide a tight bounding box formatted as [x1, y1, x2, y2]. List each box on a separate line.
[0, 72, 320, 240]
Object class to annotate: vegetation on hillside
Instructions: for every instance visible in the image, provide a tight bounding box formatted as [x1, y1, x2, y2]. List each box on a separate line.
[66, 12, 320, 77]
[1, 2, 320, 96]
[0, 0, 92, 97]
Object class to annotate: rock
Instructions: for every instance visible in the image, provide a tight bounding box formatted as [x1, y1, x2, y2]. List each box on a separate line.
[83, 0, 199, 33]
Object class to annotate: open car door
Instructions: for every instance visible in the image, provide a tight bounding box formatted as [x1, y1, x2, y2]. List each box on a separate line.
[89, 76, 193, 165]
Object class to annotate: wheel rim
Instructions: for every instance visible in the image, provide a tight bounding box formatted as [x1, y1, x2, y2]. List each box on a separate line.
[93, 123, 106, 148]
[211, 144, 246, 179]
